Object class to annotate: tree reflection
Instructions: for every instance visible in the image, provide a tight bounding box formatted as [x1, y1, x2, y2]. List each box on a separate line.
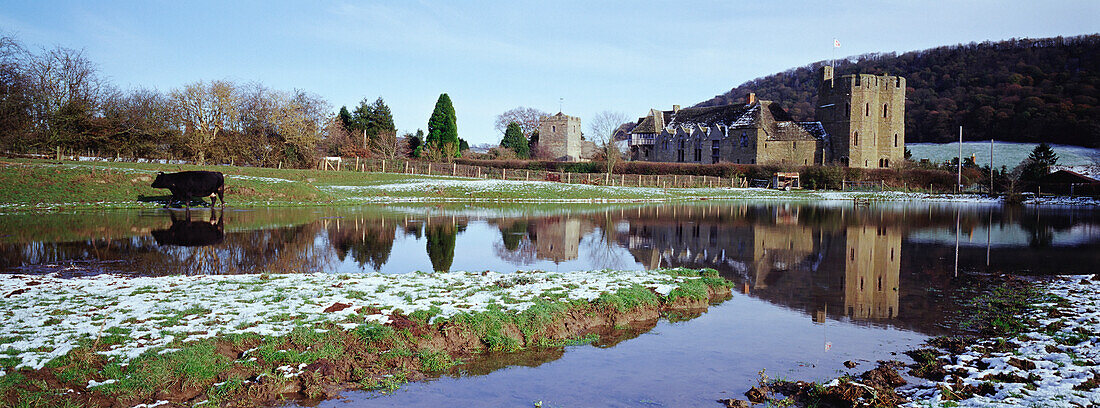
[328, 218, 396, 270]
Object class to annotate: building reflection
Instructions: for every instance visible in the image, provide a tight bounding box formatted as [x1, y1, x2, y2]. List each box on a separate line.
[613, 204, 902, 326]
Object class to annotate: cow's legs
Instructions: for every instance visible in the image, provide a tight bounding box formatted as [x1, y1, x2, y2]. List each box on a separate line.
[215, 184, 225, 209]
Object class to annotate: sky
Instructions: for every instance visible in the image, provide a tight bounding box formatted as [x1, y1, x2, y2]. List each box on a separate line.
[1, 0, 1098, 146]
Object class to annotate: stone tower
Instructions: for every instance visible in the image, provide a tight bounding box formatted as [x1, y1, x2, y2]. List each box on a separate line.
[816, 66, 905, 168]
[538, 112, 583, 161]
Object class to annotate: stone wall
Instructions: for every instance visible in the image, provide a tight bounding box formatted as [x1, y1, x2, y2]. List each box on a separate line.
[538, 113, 583, 161]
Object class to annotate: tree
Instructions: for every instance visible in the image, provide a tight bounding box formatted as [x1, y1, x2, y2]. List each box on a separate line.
[425, 93, 458, 160]
[1021, 142, 1058, 181]
[0, 35, 34, 151]
[337, 106, 352, 133]
[494, 106, 547, 136]
[458, 138, 469, 152]
[170, 80, 238, 165]
[351, 97, 396, 150]
[589, 111, 628, 174]
[26, 46, 104, 148]
[407, 129, 423, 157]
[500, 122, 529, 158]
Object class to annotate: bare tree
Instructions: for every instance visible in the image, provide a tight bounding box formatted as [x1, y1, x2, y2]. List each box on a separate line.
[589, 110, 628, 174]
[494, 106, 547, 136]
[26, 46, 104, 143]
[170, 80, 238, 164]
[370, 129, 404, 160]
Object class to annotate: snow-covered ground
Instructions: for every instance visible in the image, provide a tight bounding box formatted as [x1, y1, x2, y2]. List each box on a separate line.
[0, 269, 700, 373]
[904, 277, 1100, 407]
[909, 142, 1100, 168]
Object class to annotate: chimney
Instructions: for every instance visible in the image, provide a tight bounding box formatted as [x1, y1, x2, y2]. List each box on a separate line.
[672, 105, 680, 113]
[746, 93, 756, 105]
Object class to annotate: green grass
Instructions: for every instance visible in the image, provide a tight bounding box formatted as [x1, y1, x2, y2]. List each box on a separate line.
[0, 157, 958, 214]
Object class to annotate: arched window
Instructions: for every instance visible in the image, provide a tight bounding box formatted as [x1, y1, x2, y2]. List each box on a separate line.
[883, 103, 888, 118]
[552, 126, 556, 132]
[884, 158, 889, 167]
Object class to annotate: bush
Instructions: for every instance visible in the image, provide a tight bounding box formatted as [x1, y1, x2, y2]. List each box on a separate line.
[799, 166, 843, 190]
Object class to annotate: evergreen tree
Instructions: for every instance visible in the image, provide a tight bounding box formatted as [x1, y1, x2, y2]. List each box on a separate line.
[426, 223, 457, 272]
[1021, 142, 1059, 181]
[500, 122, 529, 158]
[426, 93, 459, 158]
[407, 129, 422, 157]
[528, 129, 539, 157]
[350, 97, 396, 145]
[458, 138, 469, 152]
[337, 106, 352, 133]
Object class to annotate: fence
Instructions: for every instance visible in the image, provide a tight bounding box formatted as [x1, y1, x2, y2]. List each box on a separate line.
[322, 158, 747, 189]
[841, 180, 885, 192]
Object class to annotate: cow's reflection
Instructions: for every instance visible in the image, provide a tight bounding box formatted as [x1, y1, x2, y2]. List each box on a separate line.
[151, 209, 225, 247]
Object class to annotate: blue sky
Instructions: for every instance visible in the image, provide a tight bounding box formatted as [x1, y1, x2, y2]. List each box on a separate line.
[1, 1, 1097, 146]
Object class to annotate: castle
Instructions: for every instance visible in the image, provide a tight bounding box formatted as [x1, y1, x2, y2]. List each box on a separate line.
[629, 67, 906, 168]
[537, 112, 597, 161]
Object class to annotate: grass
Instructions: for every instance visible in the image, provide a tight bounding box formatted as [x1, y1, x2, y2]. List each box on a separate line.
[962, 281, 1055, 336]
[0, 268, 736, 406]
[0, 157, 984, 214]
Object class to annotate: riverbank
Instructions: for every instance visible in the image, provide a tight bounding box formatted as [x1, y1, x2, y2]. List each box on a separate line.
[725, 276, 1100, 407]
[0, 268, 733, 407]
[2, 158, 1095, 211]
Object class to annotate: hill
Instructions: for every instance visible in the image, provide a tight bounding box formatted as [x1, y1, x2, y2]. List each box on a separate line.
[695, 35, 1100, 147]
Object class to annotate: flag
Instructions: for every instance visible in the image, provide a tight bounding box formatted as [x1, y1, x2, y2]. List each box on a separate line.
[834, 39, 841, 48]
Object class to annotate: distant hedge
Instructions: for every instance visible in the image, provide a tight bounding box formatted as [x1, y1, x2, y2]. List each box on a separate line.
[453, 158, 958, 190]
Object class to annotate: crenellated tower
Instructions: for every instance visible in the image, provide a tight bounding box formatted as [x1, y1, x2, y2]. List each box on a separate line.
[816, 66, 905, 168]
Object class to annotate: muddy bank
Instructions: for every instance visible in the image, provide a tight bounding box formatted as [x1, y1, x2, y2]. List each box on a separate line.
[0, 271, 732, 407]
[719, 276, 1100, 407]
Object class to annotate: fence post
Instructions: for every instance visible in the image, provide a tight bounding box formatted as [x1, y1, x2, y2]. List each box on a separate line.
[567, 173, 571, 183]
[476, 167, 481, 178]
[452, 163, 456, 176]
[503, 168, 507, 180]
[428, 163, 432, 175]
[526, 170, 529, 181]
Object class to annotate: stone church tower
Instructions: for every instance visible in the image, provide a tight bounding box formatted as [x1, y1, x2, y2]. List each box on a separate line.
[816, 66, 906, 168]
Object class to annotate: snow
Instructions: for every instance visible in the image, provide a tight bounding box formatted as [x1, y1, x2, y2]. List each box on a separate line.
[904, 276, 1100, 407]
[908, 142, 1100, 168]
[0, 269, 703, 371]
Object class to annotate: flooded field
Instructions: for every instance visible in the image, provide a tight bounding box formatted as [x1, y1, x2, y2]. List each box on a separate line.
[1, 202, 1097, 406]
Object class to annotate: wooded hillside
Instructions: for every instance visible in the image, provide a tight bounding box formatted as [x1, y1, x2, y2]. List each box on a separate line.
[696, 35, 1100, 147]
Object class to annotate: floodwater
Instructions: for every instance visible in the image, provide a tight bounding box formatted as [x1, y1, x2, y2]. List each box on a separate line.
[2, 201, 1098, 407]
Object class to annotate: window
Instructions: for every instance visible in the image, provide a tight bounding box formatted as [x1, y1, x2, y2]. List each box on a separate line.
[883, 158, 889, 167]
[894, 134, 898, 147]
[693, 148, 701, 162]
[552, 126, 556, 132]
[711, 140, 720, 163]
[853, 132, 859, 146]
[883, 103, 888, 118]
[865, 103, 869, 116]
[739, 132, 748, 147]
[792, 141, 796, 149]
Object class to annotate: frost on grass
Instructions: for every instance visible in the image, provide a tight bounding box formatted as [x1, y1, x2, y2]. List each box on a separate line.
[0, 268, 705, 371]
[903, 277, 1100, 407]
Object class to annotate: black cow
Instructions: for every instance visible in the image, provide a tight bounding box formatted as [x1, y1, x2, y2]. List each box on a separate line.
[151, 171, 225, 209]
[151, 210, 225, 247]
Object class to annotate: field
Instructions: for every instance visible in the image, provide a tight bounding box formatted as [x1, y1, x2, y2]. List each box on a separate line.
[908, 141, 1100, 168]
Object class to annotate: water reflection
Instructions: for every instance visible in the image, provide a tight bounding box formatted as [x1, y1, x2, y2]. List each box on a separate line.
[2, 203, 1099, 332]
[150, 210, 224, 247]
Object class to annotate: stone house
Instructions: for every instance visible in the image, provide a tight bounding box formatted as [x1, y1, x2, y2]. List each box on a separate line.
[629, 68, 905, 168]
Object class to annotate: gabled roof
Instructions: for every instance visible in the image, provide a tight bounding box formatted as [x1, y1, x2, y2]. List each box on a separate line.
[632, 101, 829, 142]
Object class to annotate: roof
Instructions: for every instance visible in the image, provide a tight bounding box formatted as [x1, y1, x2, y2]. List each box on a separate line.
[632, 100, 828, 142]
[1039, 170, 1100, 184]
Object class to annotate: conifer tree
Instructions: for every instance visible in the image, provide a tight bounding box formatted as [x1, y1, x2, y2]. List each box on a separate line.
[1022, 142, 1059, 181]
[500, 122, 529, 158]
[426, 93, 458, 158]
